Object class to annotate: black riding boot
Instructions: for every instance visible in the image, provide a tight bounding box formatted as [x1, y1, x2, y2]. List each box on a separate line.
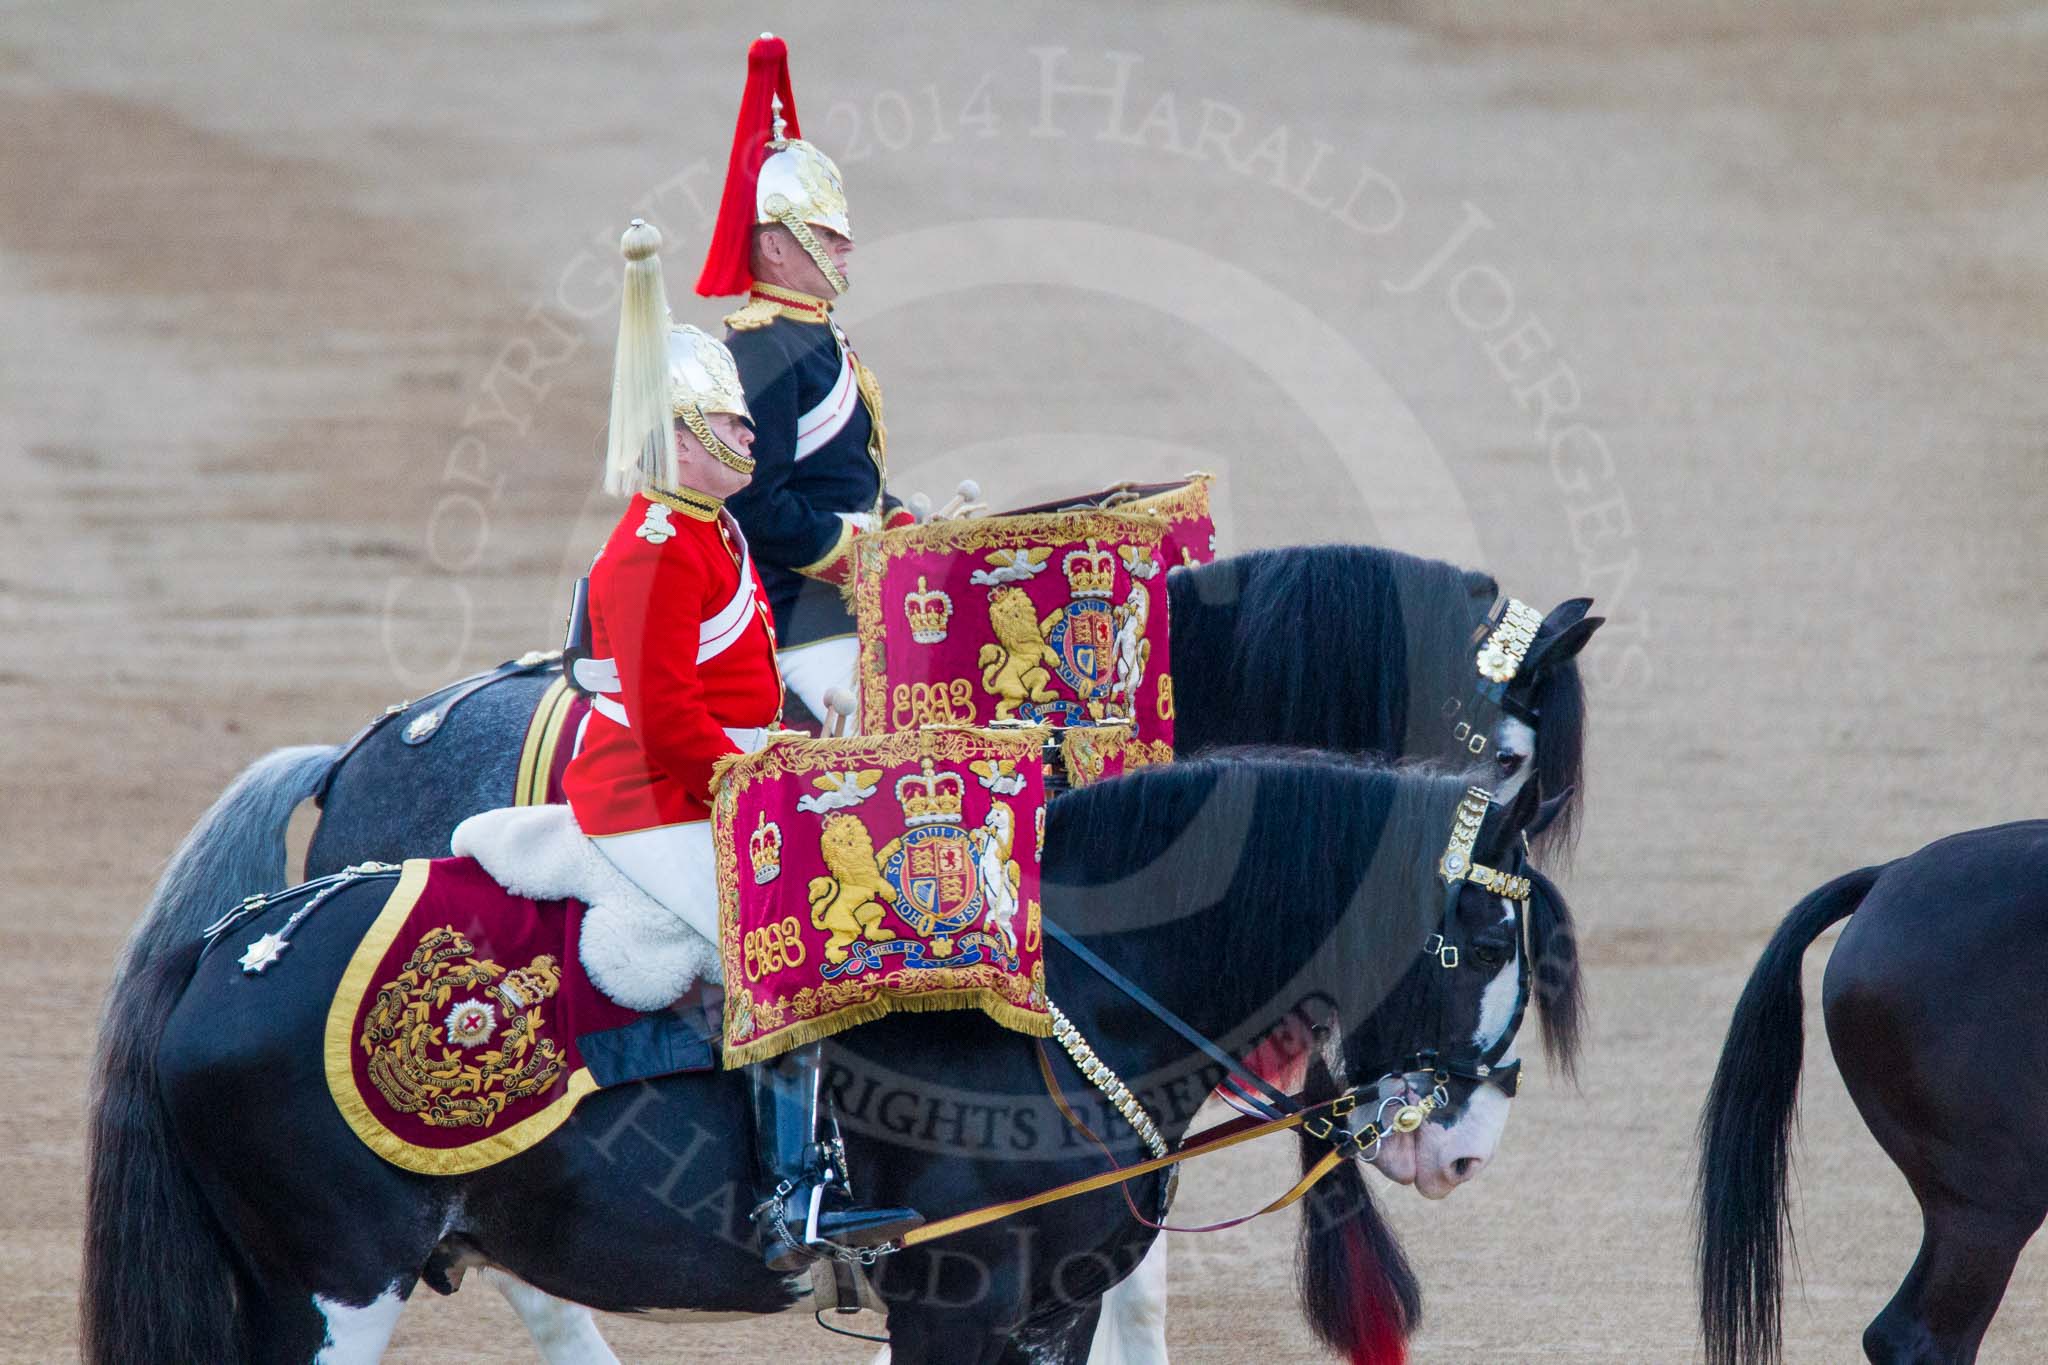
[749, 1044, 923, 1272]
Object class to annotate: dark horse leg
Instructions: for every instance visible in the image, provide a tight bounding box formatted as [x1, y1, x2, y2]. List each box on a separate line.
[1826, 851, 2048, 1365]
[1860, 1200, 2039, 1365]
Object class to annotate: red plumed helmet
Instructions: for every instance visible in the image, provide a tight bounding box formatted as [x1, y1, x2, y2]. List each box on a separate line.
[696, 33, 852, 298]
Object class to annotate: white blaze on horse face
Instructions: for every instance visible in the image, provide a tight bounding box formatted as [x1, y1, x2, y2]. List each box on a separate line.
[1410, 902, 1522, 1198]
[1492, 716, 1537, 804]
[312, 1284, 405, 1364]
[1369, 902, 1521, 1197]
[1412, 1040, 1517, 1199]
[1474, 902, 1522, 1050]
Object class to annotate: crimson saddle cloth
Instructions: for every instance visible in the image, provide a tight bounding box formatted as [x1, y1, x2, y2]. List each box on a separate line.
[326, 858, 716, 1175]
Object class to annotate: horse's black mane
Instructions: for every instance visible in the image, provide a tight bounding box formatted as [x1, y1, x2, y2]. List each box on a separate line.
[1167, 542, 1588, 860]
[1169, 544, 1496, 759]
[1046, 744, 1587, 1078]
[1043, 749, 1471, 1026]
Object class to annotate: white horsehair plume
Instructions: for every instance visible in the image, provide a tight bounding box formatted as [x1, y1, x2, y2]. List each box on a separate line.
[605, 219, 677, 498]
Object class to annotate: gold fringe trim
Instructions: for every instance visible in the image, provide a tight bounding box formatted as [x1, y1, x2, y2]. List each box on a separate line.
[1125, 473, 1212, 528]
[713, 724, 1053, 803]
[723, 988, 1051, 1069]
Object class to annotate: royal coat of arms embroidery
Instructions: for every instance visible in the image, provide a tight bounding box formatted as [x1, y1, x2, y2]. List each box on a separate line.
[713, 728, 1051, 1066]
[852, 511, 1175, 755]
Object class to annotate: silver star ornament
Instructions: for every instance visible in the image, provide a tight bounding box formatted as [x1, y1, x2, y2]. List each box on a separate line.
[239, 932, 290, 974]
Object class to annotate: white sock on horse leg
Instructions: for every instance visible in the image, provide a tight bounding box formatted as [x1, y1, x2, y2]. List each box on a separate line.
[482, 1267, 622, 1365]
[312, 1284, 406, 1364]
[1090, 1236, 1171, 1365]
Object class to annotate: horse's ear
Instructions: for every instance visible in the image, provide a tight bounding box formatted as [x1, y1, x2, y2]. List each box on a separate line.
[1545, 597, 1594, 630]
[1528, 784, 1577, 839]
[1523, 609, 1604, 678]
[1479, 779, 1542, 861]
[1502, 776, 1542, 836]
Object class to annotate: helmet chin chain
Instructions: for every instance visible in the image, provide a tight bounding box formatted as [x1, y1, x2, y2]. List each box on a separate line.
[679, 404, 755, 476]
[770, 205, 848, 296]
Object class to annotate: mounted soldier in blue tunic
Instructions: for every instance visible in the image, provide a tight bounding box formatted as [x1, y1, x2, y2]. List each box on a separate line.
[695, 33, 914, 730]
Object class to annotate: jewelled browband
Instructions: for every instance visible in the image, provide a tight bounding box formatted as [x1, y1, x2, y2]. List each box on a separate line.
[1438, 786, 1533, 903]
[1476, 598, 1544, 685]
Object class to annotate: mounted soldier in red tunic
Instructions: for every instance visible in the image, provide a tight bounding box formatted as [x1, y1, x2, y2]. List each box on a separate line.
[567, 219, 920, 1268]
[695, 34, 914, 731]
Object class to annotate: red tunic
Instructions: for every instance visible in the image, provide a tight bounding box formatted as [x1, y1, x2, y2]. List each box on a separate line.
[562, 494, 783, 836]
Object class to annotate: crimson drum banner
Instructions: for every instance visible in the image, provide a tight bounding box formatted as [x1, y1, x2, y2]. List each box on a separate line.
[851, 509, 1177, 762]
[712, 726, 1052, 1066]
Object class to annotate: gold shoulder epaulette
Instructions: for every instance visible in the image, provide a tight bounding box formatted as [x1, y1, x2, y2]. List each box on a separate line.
[724, 297, 781, 332]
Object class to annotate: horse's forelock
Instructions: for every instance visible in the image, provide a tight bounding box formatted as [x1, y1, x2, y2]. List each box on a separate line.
[1528, 653, 1587, 864]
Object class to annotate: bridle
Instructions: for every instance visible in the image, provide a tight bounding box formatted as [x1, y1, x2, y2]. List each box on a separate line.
[1443, 595, 1547, 758]
[866, 782, 1544, 1259]
[1411, 785, 1532, 1103]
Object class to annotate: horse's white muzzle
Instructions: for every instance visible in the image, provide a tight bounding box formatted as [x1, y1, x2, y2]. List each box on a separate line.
[1364, 1062, 1514, 1199]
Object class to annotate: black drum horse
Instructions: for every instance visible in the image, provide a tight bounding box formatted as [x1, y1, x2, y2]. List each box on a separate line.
[84, 753, 1582, 1365]
[1697, 821, 2048, 1364]
[85, 540, 1598, 1361]
[298, 544, 1599, 881]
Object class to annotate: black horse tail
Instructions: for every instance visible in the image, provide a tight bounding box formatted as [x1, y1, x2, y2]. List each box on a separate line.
[83, 744, 333, 1363]
[1695, 864, 1886, 1365]
[82, 937, 244, 1363]
[1297, 1062, 1419, 1365]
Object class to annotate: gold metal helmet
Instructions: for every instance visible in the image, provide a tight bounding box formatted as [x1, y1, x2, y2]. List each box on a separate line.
[755, 96, 851, 293]
[667, 325, 753, 475]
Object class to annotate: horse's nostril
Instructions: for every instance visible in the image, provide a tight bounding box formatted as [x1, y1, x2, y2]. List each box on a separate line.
[1452, 1156, 1485, 1181]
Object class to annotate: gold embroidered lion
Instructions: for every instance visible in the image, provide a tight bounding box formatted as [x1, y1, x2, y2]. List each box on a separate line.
[808, 813, 905, 965]
[978, 587, 1062, 719]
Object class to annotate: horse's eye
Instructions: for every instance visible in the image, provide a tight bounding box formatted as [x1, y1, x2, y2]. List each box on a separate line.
[1497, 750, 1522, 770]
[1472, 944, 1506, 967]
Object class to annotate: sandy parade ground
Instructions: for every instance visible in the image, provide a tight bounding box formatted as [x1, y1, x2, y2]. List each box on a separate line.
[4, 1, 2047, 1359]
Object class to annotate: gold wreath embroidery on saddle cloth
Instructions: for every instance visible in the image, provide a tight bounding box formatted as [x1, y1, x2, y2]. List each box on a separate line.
[324, 859, 643, 1176]
[357, 925, 567, 1130]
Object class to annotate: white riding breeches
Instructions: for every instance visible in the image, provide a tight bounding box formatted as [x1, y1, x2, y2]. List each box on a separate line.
[588, 820, 719, 943]
[777, 635, 860, 731]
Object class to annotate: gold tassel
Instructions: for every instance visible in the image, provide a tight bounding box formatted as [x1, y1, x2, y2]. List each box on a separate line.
[604, 219, 677, 498]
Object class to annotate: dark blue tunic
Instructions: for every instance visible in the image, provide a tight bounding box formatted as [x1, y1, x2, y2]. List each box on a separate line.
[723, 311, 894, 647]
